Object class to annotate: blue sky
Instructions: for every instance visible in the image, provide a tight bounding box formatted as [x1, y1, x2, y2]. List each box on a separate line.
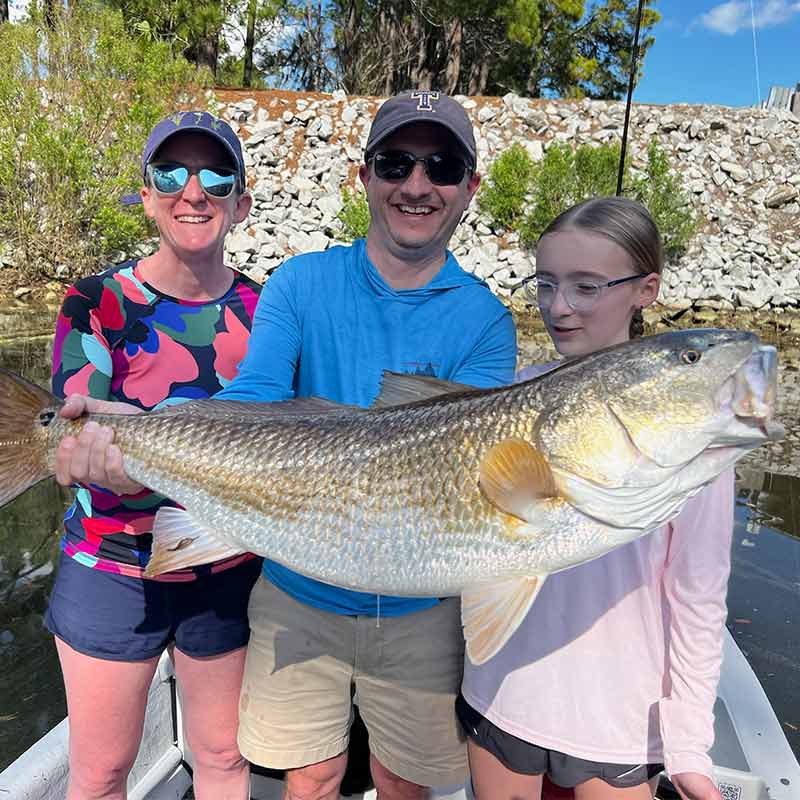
[636, 1, 800, 107]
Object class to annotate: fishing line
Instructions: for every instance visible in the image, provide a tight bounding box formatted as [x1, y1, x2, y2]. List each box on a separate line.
[750, 0, 762, 106]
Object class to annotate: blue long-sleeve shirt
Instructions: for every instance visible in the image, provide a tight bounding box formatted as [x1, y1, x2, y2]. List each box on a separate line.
[217, 238, 517, 616]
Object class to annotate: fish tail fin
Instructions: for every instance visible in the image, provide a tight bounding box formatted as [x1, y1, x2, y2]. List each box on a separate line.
[144, 507, 247, 577]
[0, 369, 61, 507]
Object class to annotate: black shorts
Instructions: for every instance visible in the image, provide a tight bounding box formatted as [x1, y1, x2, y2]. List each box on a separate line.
[45, 552, 263, 661]
[456, 694, 663, 789]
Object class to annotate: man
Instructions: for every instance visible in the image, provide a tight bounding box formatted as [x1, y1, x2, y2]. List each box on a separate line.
[219, 91, 516, 799]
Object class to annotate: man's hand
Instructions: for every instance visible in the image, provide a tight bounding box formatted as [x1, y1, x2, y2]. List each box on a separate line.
[55, 395, 145, 495]
[671, 772, 722, 800]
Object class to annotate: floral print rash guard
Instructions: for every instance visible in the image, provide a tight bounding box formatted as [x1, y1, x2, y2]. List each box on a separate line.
[51, 260, 261, 581]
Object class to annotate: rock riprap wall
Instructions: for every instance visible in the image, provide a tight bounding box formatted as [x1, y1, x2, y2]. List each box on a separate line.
[217, 89, 800, 312]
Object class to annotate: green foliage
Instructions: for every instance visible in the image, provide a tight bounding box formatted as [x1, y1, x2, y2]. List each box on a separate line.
[478, 143, 537, 230]
[578, 0, 660, 98]
[110, 0, 284, 82]
[336, 187, 371, 242]
[517, 142, 620, 245]
[0, 3, 207, 281]
[289, 0, 659, 99]
[497, 0, 661, 99]
[478, 139, 695, 259]
[216, 54, 269, 88]
[106, 0, 227, 73]
[629, 140, 697, 260]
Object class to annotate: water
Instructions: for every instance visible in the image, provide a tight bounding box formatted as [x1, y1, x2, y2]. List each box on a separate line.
[0, 317, 798, 771]
[730, 470, 800, 754]
[0, 322, 71, 771]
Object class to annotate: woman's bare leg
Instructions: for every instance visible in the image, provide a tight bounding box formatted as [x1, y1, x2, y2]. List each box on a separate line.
[56, 637, 159, 800]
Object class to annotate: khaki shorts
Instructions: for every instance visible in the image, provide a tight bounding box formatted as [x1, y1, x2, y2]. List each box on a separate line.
[238, 577, 468, 786]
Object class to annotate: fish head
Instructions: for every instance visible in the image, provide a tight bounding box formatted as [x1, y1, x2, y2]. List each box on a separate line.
[605, 328, 781, 465]
[533, 329, 783, 527]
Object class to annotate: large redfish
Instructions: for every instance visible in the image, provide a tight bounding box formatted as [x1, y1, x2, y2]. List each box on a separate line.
[0, 329, 783, 663]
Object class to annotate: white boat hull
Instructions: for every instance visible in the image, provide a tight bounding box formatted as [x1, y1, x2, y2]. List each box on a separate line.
[1, 630, 797, 800]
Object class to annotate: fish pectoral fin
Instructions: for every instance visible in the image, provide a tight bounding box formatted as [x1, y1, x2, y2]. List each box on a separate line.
[371, 371, 477, 408]
[462, 576, 547, 665]
[143, 507, 246, 577]
[479, 438, 558, 520]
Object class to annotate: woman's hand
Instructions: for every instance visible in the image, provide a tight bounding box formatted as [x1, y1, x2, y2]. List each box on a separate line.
[55, 395, 146, 495]
[671, 772, 722, 800]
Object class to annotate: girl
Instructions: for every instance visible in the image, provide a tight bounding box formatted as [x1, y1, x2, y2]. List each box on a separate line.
[458, 197, 730, 800]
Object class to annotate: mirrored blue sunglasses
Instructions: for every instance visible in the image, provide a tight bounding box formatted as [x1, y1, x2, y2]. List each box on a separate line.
[146, 162, 239, 199]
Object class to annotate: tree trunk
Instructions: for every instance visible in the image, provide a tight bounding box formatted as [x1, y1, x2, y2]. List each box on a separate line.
[381, 6, 396, 95]
[301, 0, 325, 91]
[408, 13, 429, 89]
[443, 18, 463, 94]
[42, 0, 57, 28]
[1, 0, 9, 25]
[196, 35, 218, 78]
[315, 0, 323, 92]
[339, 0, 361, 93]
[468, 58, 489, 95]
[242, 0, 256, 87]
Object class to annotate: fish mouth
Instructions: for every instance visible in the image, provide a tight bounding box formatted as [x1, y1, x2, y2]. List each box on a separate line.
[715, 345, 784, 444]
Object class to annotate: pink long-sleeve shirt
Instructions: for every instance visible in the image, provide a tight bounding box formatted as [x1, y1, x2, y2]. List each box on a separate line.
[461, 363, 735, 779]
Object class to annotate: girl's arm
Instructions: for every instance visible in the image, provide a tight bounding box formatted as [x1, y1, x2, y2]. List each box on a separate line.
[658, 469, 735, 780]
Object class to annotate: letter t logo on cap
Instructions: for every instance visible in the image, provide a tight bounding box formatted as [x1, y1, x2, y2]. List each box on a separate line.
[411, 90, 440, 112]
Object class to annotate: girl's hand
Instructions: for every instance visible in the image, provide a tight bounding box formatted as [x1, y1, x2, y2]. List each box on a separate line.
[671, 772, 722, 800]
[55, 395, 145, 495]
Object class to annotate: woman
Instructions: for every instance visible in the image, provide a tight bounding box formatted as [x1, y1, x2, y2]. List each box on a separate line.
[458, 197, 731, 800]
[48, 111, 261, 800]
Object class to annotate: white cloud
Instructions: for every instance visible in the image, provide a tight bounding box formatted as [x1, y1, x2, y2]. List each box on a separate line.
[699, 0, 800, 35]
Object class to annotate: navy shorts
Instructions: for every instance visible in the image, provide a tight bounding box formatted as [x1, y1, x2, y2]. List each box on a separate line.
[45, 553, 263, 661]
[456, 694, 663, 789]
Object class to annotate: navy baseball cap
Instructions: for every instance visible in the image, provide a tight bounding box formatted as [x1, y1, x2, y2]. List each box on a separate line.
[122, 110, 246, 205]
[365, 91, 476, 170]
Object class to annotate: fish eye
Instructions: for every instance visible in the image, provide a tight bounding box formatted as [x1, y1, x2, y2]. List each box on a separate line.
[680, 349, 702, 365]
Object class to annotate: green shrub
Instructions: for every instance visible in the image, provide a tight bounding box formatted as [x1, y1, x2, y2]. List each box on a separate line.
[477, 139, 696, 259]
[0, 3, 208, 282]
[629, 140, 697, 260]
[337, 187, 370, 241]
[477, 143, 536, 230]
[512, 140, 695, 257]
[518, 142, 621, 247]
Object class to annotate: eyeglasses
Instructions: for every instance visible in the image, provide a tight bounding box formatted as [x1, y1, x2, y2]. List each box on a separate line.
[521, 273, 646, 312]
[370, 150, 469, 186]
[146, 162, 239, 199]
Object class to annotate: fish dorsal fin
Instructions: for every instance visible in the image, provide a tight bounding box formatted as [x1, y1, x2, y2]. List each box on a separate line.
[462, 576, 547, 665]
[143, 507, 246, 577]
[153, 397, 362, 419]
[371, 371, 475, 409]
[479, 438, 558, 520]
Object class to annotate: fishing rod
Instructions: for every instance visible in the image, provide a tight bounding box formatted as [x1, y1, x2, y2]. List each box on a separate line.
[616, 0, 646, 196]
